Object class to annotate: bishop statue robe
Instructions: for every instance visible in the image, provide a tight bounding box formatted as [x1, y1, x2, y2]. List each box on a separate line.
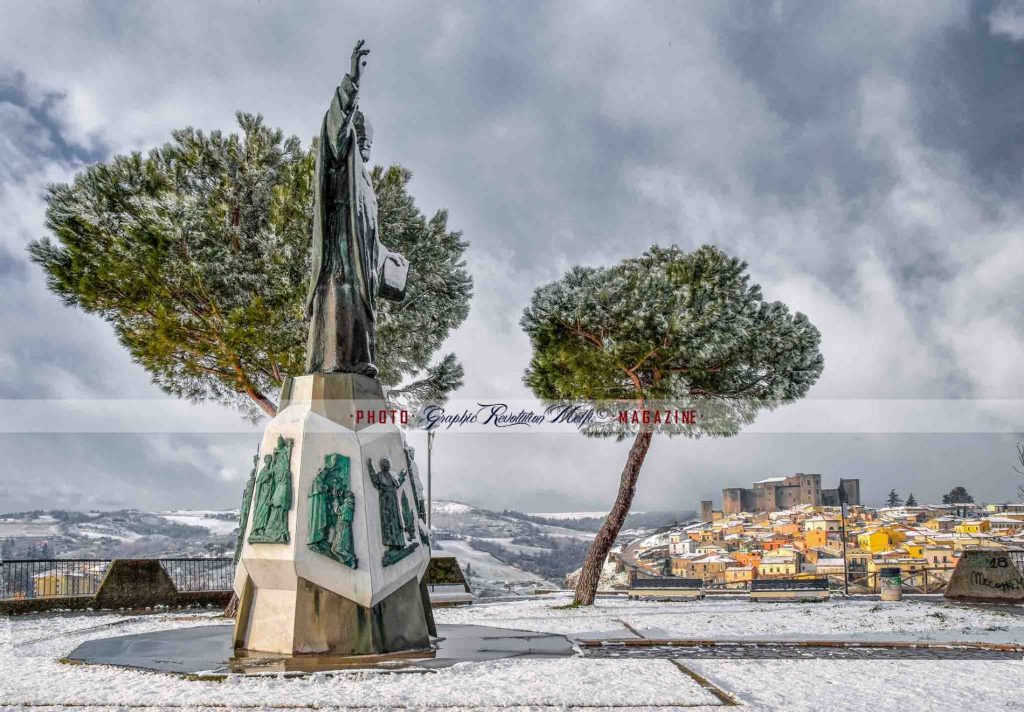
[304, 72, 408, 377]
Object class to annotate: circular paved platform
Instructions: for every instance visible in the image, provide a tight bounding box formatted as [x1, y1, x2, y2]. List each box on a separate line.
[64, 623, 574, 676]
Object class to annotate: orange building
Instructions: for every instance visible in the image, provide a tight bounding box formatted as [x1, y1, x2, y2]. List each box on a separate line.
[805, 529, 829, 549]
[762, 536, 788, 551]
[732, 551, 762, 569]
[774, 522, 801, 537]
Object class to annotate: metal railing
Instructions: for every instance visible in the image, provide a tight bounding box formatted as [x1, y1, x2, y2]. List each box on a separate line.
[0, 558, 234, 599]
[827, 568, 954, 594]
[0, 559, 110, 599]
[692, 568, 957, 595]
[159, 558, 234, 593]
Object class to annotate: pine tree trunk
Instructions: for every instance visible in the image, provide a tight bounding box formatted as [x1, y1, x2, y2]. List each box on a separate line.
[573, 428, 654, 606]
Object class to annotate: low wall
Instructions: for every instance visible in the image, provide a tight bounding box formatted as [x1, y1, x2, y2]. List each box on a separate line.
[1, 559, 233, 616]
[425, 555, 470, 592]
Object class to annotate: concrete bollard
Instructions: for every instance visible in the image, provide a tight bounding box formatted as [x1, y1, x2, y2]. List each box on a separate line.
[880, 567, 903, 601]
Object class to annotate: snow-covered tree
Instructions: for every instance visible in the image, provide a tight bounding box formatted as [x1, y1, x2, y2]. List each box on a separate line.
[905, 492, 917, 507]
[942, 486, 974, 504]
[29, 113, 472, 418]
[521, 244, 823, 605]
[887, 489, 902, 508]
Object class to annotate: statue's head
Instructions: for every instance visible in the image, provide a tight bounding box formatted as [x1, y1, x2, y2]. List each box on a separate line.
[379, 456, 391, 471]
[406, 446, 415, 458]
[354, 110, 373, 162]
[263, 454, 272, 465]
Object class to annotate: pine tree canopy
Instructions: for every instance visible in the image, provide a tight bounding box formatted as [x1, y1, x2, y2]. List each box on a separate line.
[942, 486, 974, 504]
[28, 113, 473, 418]
[520, 244, 824, 438]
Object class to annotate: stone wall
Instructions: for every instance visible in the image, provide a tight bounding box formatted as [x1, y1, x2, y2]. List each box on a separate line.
[425, 554, 470, 592]
[945, 550, 1024, 603]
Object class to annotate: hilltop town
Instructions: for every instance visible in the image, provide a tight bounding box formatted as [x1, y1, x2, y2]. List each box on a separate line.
[611, 473, 1024, 592]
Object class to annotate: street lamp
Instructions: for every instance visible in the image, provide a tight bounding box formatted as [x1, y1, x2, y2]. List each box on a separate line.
[426, 429, 435, 532]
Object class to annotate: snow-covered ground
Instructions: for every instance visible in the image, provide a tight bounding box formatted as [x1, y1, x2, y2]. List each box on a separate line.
[0, 519, 61, 537]
[159, 510, 240, 535]
[433, 539, 547, 584]
[683, 658, 1023, 712]
[436, 594, 1024, 644]
[1, 612, 716, 709]
[3, 598, 1023, 710]
[527, 511, 609, 520]
[432, 501, 476, 515]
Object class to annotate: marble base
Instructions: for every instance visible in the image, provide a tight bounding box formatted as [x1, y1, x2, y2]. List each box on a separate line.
[232, 373, 431, 655]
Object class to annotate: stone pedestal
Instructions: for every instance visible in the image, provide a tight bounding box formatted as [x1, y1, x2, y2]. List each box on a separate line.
[232, 373, 432, 655]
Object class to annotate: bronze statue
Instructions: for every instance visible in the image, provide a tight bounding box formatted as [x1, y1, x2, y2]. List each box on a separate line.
[305, 39, 408, 377]
[249, 436, 294, 544]
[307, 453, 358, 568]
[368, 456, 418, 566]
[234, 453, 259, 563]
[248, 454, 275, 537]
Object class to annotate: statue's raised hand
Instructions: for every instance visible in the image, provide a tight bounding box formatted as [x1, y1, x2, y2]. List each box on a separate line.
[351, 39, 370, 84]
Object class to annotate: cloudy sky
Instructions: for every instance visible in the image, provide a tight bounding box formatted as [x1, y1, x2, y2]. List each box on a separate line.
[2, 0, 1023, 514]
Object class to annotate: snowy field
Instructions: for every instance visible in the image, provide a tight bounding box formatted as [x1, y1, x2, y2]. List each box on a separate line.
[526, 511, 610, 520]
[1, 597, 1022, 711]
[433, 539, 548, 584]
[159, 510, 241, 535]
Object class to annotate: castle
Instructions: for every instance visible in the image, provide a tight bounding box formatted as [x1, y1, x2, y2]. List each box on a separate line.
[704, 474, 860, 517]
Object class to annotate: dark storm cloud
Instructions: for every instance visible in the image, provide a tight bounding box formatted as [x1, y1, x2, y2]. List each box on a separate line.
[0, 243, 27, 281]
[912, 0, 1024, 193]
[714, 4, 896, 203]
[0, 71, 107, 166]
[0, 433, 257, 512]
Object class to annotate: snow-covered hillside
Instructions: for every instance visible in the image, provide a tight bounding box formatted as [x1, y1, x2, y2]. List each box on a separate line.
[0, 501, 691, 596]
[428, 501, 597, 594]
[0, 502, 597, 596]
[0, 510, 235, 559]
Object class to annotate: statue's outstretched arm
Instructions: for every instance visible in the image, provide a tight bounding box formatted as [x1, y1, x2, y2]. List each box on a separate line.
[324, 41, 371, 159]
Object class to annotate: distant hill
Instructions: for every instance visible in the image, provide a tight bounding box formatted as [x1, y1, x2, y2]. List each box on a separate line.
[0, 509, 236, 559]
[0, 502, 695, 596]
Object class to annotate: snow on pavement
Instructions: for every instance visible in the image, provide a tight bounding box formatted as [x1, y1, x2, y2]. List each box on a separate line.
[682, 658, 1024, 712]
[3, 601, 1024, 710]
[434, 593, 1024, 644]
[1, 611, 717, 709]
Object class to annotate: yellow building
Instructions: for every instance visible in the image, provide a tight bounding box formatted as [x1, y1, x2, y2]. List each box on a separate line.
[923, 517, 956, 531]
[803, 515, 841, 533]
[846, 548, 872, 570]
[903, 543, 925, 559]
[922, 546, 956, 568]
[673, 555, 735, 582]
[857, 527, 907, 553]
[867, 556, 930, 577]
[32, 570, 92, 597]
[724, 566, 755, 588]
[758, 555, 798, 578]
[954, 520, 991, 535]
